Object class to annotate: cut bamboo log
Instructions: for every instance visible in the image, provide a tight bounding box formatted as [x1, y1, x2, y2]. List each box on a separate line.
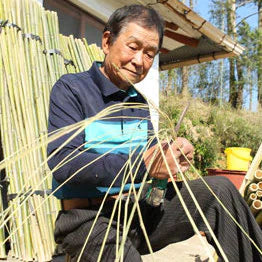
[247, 193, 257, 206]
[245, 183, 258, 199]
[254, 170, 262, 183]
[255, 210, 262, 227]
[250, 200, 262, 216]
[256, 191, 262, 200]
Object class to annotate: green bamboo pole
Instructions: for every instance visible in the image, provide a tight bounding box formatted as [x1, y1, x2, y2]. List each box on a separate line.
[69, 34, 83, 72]
[1, 9, 48, 262]
[77, 38, 92, 69]
[11, 27, 34, 260]
[0, 30, 7, 259]
[0, 191, 6, 258]
[59, 34, 75, 73]
[0, 0, 106, 260]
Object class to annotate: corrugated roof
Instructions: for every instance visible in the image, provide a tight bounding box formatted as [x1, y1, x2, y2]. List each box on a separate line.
[69, 0, 244, 70]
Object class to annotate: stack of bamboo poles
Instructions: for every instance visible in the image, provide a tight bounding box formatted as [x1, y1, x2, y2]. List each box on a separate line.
[0, 0, 104, 260]
[244, 170, 262, 227]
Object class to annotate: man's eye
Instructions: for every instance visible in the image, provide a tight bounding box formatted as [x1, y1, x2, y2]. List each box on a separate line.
[129, 45, 137, 50]
[146, 53, 154, 59]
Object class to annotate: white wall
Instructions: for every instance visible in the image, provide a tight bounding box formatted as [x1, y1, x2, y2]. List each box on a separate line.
[37, 0, 43, 5]
[135, 55, 159, 131]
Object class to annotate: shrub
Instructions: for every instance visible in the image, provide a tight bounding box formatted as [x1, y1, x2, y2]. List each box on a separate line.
[159, 94, 262, 175]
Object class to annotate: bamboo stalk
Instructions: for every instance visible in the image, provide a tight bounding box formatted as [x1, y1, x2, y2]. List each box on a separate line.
[240, 143, 262, 195]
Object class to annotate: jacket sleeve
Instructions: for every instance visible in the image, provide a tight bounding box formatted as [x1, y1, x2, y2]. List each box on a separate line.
[47, 77, 148, 187]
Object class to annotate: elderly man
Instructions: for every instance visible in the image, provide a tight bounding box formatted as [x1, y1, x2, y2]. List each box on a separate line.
[48, 4, 262, 262]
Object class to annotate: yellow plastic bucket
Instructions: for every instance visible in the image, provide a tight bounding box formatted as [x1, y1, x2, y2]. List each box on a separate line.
[224, 147, 252, 171]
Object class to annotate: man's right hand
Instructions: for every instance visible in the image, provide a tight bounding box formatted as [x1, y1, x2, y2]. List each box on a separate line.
[143, 137, 194, 180]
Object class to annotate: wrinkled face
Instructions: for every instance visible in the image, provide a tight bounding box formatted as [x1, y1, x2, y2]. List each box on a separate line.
[100, 22, 159, 90]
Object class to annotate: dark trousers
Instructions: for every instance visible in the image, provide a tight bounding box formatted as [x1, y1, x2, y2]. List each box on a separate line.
[54, 176, 262, 262]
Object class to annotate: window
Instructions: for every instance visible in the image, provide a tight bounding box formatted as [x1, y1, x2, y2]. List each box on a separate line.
[44, 0, 104, 46]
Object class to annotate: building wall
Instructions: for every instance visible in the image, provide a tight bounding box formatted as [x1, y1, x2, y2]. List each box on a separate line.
[136, 55, 159, 131]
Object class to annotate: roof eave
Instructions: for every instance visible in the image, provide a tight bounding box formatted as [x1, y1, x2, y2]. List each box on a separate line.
[160, 50, 237, 70]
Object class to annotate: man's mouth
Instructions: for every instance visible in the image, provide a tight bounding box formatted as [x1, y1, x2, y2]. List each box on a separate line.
[123, 68, 142, 76]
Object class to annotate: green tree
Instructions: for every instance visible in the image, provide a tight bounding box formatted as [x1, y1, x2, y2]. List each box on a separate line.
[257, 0, 262, 107]
[237, 21, 257, 109]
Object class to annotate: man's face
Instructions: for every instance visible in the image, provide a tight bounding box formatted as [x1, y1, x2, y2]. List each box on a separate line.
[100, 22, 159, 90]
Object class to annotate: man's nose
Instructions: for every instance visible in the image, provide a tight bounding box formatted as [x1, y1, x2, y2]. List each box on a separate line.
[132, 51, 143, 67]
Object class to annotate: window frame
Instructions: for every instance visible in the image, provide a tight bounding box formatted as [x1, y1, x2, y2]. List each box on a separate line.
[44, 0, 105, 38]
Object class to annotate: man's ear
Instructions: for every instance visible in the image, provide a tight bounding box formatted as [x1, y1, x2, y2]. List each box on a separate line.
[101, 31, 111, 55]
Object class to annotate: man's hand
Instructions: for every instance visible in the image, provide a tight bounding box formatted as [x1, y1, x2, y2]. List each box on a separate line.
[143, 137, 194, 180]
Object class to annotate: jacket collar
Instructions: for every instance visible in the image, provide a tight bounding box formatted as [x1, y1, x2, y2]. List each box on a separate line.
[89, 62, 138, 98]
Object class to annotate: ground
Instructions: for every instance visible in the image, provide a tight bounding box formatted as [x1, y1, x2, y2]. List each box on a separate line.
[2, 235, 216, 262]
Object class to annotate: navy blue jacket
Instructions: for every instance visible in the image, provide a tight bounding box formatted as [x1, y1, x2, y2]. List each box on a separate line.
[47, 62, 154, 199]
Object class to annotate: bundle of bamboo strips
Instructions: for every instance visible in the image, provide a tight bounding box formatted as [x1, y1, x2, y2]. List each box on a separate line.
[244, 170, 262, 228]
[0, 0, 104, 260]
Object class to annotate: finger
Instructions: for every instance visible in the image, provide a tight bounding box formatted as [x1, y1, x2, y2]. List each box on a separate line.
[168, 143, 182, 158]
[180, 166, 189, 173]
[172, 137, 185, 148]
[180, 152, 194, 162]
[175, 137, 194, 152]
